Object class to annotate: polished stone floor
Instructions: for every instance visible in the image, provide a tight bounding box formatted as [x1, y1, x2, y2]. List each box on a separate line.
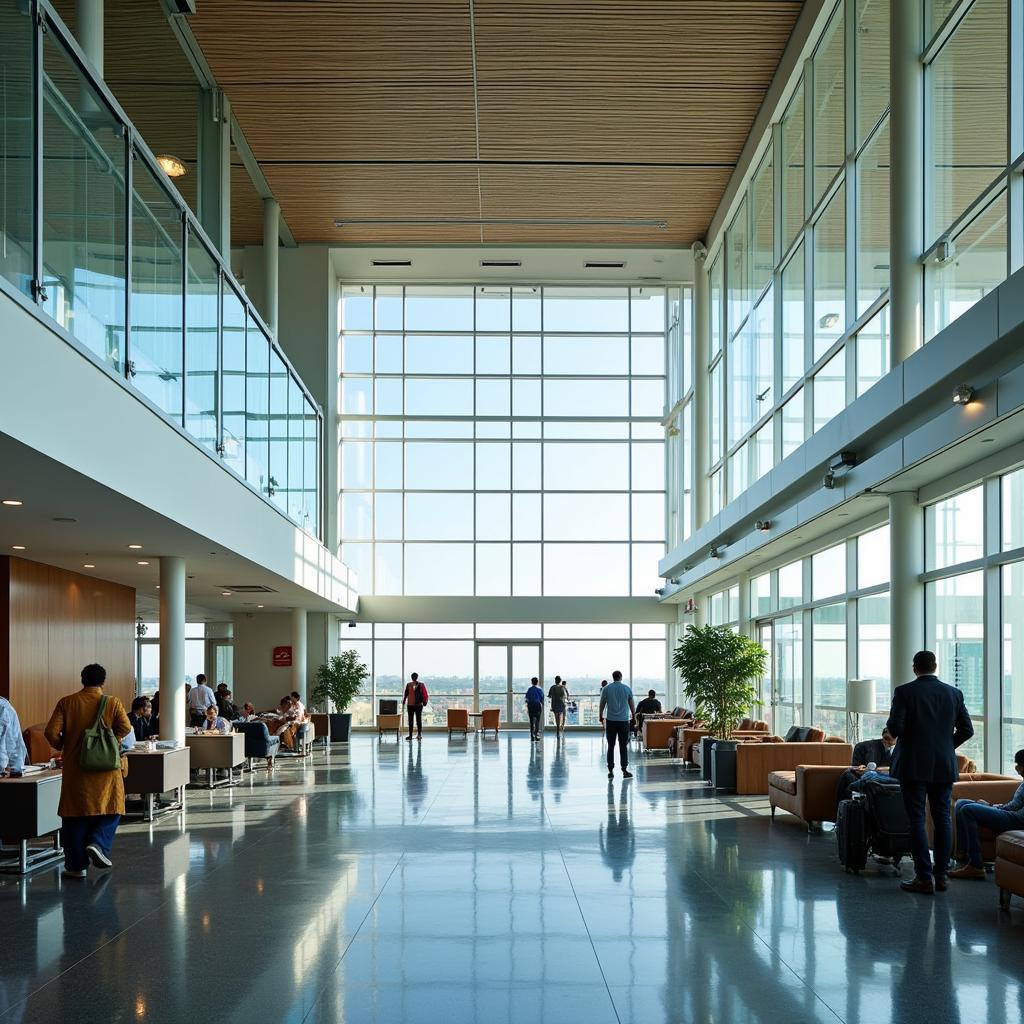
[1, 733, 1022, 1024]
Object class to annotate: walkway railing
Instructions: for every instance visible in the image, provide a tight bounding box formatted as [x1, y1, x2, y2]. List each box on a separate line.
[0, 0, 321, 537]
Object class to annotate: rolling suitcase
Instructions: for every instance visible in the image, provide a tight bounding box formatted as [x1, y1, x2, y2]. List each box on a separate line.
[860, 778, 912, 866]
[837, 794, 869, 873]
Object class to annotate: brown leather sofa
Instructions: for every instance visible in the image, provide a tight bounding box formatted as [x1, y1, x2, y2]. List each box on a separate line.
[925, 774, 1021, 861]
[736, 740, 852, 795]
[769, 764, 853, 828]
[995, 831, 1024, 909]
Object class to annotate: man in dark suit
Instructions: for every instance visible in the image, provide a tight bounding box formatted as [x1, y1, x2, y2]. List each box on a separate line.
[886, 650, 974, 894]
[128, 696, 158, 741]
[835, 726, 898, 804]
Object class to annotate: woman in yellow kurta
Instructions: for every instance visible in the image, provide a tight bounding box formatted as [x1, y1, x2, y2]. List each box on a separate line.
[45, 663, 132, 878]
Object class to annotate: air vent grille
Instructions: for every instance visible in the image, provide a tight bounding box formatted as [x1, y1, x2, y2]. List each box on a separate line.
[370, 259, 412, 267]
[584, 261, 626, 269]
[218, 585, 278, 594]
[480, 259, 522, 268]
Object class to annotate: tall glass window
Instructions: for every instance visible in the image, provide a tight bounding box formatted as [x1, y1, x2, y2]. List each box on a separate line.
[813, 4, 845, 203]
[339, 286, 667, 597]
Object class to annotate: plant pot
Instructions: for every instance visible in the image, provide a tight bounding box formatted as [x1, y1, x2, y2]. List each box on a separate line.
[700, 736, 717, 784]
[711, 739, 739, 792]
[329, 712, 352, 743]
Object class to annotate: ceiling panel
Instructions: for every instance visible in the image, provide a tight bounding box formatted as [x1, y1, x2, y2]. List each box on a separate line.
[186, 0, 804, 248]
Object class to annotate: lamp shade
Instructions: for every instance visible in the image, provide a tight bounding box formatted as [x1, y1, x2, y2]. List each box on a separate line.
[847, 678, 876, 715]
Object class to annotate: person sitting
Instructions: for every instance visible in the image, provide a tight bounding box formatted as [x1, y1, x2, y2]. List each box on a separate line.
[633, 690, 662, 736]
[128, 697, 158, 741]
[0, 695, 27, 778]
[266, 696, 300, 751]
[216, 688, 240, 721]
[199, 704, 231, 736]
[240, 702, 257, 721]
[836, 727, 897, 804]
[949, 748, 1024, 880]
[289, 691, 307, 721]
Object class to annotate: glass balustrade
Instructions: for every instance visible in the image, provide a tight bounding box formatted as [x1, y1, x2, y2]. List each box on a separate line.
[0, 0, 321, 538]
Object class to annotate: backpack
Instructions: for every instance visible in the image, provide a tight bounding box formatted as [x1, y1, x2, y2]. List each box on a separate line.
[418, 683, 429, 707]
[80, 695, 121, 772]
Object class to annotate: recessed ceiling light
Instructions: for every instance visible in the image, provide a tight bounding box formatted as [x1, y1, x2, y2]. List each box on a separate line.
[257, 604, 264, 609]
[222, 591, 232, 596]
[12, 545, 26, 550]
[83, 563, 95, 569]
[128, 544, 143, 550]
[2, 499, 23, 506]
[137, 560, 150, 566]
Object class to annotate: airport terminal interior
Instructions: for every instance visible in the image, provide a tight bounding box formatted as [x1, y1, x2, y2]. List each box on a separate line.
[1, 0, 1024, 1021]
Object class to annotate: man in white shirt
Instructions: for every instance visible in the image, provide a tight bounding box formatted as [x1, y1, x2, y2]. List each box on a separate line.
[289, 691, 307, 720]
[0, 696, 27, 777]
[188, 674, 217, 727]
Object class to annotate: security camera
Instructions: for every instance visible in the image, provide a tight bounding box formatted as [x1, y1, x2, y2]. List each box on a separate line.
[823, 470, 836, 490]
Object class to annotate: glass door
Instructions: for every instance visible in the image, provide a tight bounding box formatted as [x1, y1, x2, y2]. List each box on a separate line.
[773, 614, 802, 735]
[475, 642, 543, 725]
[757, 622, 773, 728]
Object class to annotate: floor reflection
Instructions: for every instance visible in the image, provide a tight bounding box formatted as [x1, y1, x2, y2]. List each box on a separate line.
[0, 734, 1022, 1024]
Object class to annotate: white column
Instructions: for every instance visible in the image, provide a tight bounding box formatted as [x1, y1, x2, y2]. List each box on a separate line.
[889, 491, 924, 693]
[75, 0, 104, 74]
[159, 556, 186, 744]
[263, 197, 280, 337]
[291, 607, 308, 703]
[692, 241, 710, 528]
[889, 0, 924, 364]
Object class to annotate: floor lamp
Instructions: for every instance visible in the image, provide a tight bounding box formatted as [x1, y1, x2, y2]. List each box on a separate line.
[846, 678, 876, 746]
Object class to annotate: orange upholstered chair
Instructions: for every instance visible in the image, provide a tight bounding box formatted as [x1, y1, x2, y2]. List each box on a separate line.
[376, 713, 402, 741]
[447, 708, 469, 738]
[480, 708, 501, 738]
[23, 725, 59, 764]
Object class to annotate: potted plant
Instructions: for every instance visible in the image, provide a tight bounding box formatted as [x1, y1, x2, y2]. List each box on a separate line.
[672, 624, 767, 792]
[310, 650, 368, 743]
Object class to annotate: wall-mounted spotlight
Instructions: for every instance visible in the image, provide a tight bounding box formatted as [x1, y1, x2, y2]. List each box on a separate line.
[669, 578, 680, 585]
[824, 450, 857, 490]
[952, 384, 975, 406]
[347, 620, 358, 629]
[710, 545, 726, 559]
[655, 587, 666, 596]
[755, 520, 771, 532]
[823, 470, 836, 490]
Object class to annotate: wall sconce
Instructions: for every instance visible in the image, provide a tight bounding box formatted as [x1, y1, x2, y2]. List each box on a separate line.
[755, 520, 771, 532]
[952, 384, 975, 406]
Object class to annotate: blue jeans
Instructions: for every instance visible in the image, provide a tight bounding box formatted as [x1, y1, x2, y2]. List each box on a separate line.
[62, 814, 120, 871]
[955, 801, 1023, 867]
[899, 781, 953, 881]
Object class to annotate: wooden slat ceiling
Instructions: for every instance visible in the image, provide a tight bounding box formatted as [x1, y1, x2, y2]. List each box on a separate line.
[189, 0, 803, 247]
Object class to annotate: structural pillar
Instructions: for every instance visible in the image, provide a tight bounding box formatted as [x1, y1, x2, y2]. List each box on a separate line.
[74, 0, 103, 74]
[263, 198, 280, 337]
[291, 607, 308, 703]
[692, 240, 711, 528]
[889, 492, 924, 693]
[889, 0, 924, 364]
[159, 556, 186, 744]
[197, 89, 231, 255]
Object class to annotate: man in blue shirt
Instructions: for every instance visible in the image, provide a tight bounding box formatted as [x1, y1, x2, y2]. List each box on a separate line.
[949, 748, 1024, 879]
[599, 670, 636, 779]
[525, 677, 545, 742]
[0, 696, 27, 777]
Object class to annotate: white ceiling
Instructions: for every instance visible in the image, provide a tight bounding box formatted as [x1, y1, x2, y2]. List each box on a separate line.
[0, 432, 345, 622]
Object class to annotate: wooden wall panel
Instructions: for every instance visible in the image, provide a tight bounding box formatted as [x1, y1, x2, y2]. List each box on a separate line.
[1, 557, 134, 730]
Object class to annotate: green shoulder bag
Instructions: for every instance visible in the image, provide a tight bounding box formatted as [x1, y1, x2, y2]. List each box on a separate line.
[80, 695, 121, 772]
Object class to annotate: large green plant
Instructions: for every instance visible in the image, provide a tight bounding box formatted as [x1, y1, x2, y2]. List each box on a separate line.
[310, 651, 368, 714]
[672, 624, 768, 740]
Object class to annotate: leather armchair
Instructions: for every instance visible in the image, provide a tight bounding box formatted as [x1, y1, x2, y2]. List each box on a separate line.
[769, 764, 852, 829]
[447, 708, 469, 738]
[23, 724, 59, 764]
[736, 741, 853, 795]
[480, 708, 501, 738]
[377, 713, 402, 740]
[996, 831, 1024, 909]
[641, 717, 688, 752]
[237, 721, 281, 770]
[925, 774, 1020, 862]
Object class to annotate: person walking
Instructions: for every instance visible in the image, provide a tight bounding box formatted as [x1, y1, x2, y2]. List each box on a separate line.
[548, 676, 569, 734]
[44, 664, 132, 878]
[402, 672, 427, 741]
[886, 650, 974, 894]
[600, 670, 636, 780]
[526, 677, 545, 741]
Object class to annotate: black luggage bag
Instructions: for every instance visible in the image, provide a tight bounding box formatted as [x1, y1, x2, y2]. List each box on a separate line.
[860, 778, 912, 865]
[837, 795, 869, 873]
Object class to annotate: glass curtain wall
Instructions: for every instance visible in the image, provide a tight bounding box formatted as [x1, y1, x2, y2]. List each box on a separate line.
[665, 289, 695, 549]
[340, 622, 667, 729]
[339, 285, 668, 597]
[706, 0, 893, 512]
[0, 1, 322, 536]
